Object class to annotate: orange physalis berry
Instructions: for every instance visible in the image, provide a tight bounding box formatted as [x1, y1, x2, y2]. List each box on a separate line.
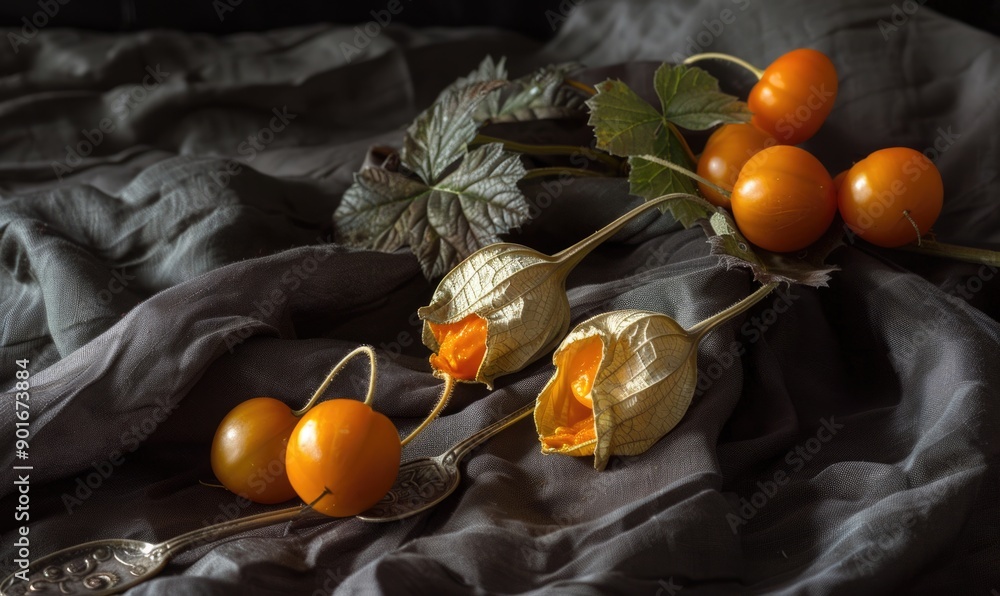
[427, 314, 489, 381]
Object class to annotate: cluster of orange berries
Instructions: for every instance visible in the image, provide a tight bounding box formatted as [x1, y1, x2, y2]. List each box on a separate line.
[695, 49, 943, 253]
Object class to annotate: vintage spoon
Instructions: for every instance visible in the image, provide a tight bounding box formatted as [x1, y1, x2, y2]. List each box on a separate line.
[0, 403, 533, 596]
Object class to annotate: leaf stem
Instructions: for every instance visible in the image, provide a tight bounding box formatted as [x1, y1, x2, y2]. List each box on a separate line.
[667, 122, 699, 165]
[893, 239, 1000, 267]
[473, 134, 622, 170]
[400, 374, 457, 447]
[564, 78, 597, 96]
[522, 167, 608, 180]
[686, 282, 779, 339]
[636, 153, 731, 199]
[293, 345, 378, 416]
[552, 192, 716, 269]
[682, 53, 764, 79]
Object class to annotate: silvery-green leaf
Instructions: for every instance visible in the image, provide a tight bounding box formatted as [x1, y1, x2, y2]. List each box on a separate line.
[483, 62, 584, 123]
[654, 63, 751, 130]
[402, 80, 506, 184]
[436, 55, 508, 116]
[334, 167, 429, 251]
[418, 243, 573, 389]
[336, 143, 529, 279]
[406, 143, 531, 278]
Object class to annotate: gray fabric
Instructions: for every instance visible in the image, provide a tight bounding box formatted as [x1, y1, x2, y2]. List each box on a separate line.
[2, 0, 999, 594]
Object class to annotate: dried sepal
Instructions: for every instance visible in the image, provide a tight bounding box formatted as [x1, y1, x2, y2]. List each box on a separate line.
[535, 310, 699, 470]
[702, 209, 843, 287]
[418, 244, 573, 389]
[418, 193, 706, 389]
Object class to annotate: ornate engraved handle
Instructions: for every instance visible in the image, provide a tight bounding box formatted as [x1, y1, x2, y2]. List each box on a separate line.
[154, 504, 310, 556]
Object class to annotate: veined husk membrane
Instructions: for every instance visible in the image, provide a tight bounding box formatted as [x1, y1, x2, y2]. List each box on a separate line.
[419, 194, 704, 389]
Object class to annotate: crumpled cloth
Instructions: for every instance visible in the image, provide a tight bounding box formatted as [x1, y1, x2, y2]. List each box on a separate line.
[1, 0, 998, 594]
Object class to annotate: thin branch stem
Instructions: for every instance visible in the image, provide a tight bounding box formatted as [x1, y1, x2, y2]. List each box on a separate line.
[473, 134, 621, 170]
[293, 345, 378, 416]
[400, 374, 457, 447]
[901, 211, 922, 247]
[564, 78, 597, 96]
[551, 192, 715, 270]
[683, 52, 764, 79]
[636, 153, 732, 199]
[893, 239, 1000, 267]
[667, 122, 699, 165]
[522, 167, 608, 180]
[687, 282, 779, 339]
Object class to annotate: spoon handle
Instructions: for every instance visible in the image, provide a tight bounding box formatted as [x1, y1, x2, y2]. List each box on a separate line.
[154, 504, 310, 556]
[442, 403, 534, 464]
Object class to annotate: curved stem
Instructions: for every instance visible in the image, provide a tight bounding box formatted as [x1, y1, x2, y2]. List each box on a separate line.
[686, 282, 779, 340]
[901, 210, 922, 247]
[667, 122, 699, 165]
[893, 239, 1000, 267]
[293, 345, 378, 416]
[473, 134, 622, 170]
[683, 52, 764, 79]
[637, 153, 731, 199]
[522, 167, 608, 180]
[564, 78, 597, 96]
[401, 374, 457, 447]
[551, 192, 715, 270]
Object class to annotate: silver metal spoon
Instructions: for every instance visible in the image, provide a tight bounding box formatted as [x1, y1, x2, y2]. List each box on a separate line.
[0, 403, 533, 596]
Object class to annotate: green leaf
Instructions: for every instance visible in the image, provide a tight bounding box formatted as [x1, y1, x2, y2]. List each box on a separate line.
[335, 143, 530, 279]
[484, 62, 585, 123]
[585, 79, 663, 157]
[437, 57, 584, 124]
[333, 167, 426, 253]
[587, 64, 749, 158]
[702, 209, 844, 287]
[436, 55, 508, 116]
[627, 135, 712, 227]
[402, 80, 506, 184]
[653, 63, 751, 130]
[586, 63, 747, 227]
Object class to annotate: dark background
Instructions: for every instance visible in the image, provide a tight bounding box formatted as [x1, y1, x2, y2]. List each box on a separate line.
[2, 0, 999, 38]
